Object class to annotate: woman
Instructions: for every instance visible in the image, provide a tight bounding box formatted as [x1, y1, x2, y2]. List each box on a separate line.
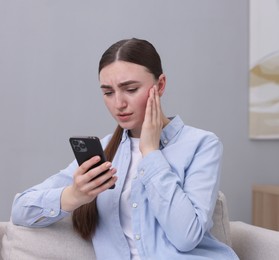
[12, 38, 238, 259]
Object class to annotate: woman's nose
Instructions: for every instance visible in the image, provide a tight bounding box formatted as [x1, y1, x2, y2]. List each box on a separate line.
[115, 93, 127, 109]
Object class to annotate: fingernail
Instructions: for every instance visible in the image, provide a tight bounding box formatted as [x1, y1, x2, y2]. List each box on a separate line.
[106, 162, 112, 168]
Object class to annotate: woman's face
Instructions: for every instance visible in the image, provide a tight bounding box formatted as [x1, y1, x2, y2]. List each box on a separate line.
[99, 61, 156, 137]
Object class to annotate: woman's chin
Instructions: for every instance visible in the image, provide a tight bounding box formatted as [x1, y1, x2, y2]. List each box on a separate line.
[117, 122, 140, 137]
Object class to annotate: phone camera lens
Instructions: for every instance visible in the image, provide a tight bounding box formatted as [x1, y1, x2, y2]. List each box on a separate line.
[72, 140, 78, 146]
[75, 146, 81, 152]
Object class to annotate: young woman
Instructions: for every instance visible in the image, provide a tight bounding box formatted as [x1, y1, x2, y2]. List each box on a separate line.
[12, 38, 238, 259]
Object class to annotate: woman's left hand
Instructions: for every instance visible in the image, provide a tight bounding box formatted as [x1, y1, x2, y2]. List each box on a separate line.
[139, 85, 163, 156]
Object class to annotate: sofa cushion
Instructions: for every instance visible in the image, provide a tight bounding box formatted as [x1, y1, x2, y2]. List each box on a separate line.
[230, 221, 279, 260]
[1, 216, 95, 260]
[211, 191, 232, 246]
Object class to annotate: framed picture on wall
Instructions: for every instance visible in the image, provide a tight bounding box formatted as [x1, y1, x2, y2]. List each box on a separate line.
[249, 0, 279, 139]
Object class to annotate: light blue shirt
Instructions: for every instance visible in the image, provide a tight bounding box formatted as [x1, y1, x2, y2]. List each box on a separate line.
[12, 115, 238, 259]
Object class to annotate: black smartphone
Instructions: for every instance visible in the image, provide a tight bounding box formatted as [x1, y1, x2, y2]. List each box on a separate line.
[69, 136, 115, 189]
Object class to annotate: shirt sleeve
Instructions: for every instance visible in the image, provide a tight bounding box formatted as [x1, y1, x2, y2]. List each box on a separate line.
[138, 134, 223, 252]
[11, 160, 78, 227]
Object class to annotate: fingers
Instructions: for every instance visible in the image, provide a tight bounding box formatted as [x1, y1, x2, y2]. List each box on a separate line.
[144, 86, 153, 118]
[84, 161, 112, 183]
[153, 85, 160, 122]
[147, 85, 161, 125]
[154, 85, 162, 124]
[150, 87, 156, 121]
[87, 174, 117, 196]
[140, 85, 163, 156]
[76, 156, 101, 176]
[81, 167, 117, 194]
[74, 156, 117, 193]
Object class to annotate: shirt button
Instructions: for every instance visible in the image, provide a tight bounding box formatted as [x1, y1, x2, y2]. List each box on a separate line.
[132, 203, 138, 208]
[133, 175, 137, 179]
[135, 234, 141, 240]
[163, 139, 168, 144]
[50, 210, 55, 216]
[140, 170, 144, 176]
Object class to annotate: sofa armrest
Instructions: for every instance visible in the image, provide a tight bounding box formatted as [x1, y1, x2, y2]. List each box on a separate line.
[0, 223, 6, 240]
[0, 222, 7, 259]
[230, 221, 279, 260]
[1, 217, 95, 260]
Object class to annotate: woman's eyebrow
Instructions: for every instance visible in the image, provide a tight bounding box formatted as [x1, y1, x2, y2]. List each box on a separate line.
[100, 80, 140, 89]
[100, 84, 112, 89]
[118, 80, 140, 87]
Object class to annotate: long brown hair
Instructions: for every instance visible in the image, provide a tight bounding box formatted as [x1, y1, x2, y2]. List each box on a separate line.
[72, 38, 163, 240]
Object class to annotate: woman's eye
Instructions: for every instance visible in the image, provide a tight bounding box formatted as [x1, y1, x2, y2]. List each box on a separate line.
[104, 91, 113, 96]
[127, 88, 137, 93]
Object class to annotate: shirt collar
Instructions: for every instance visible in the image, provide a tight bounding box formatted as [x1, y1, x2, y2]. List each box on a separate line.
[160, 115, 184, 148]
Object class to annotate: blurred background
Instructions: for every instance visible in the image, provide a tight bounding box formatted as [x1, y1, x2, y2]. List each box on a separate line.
[0, 0, 278, 224]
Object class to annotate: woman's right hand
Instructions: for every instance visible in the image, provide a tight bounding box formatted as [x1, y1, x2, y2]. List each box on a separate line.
[61, 156, 117, 212]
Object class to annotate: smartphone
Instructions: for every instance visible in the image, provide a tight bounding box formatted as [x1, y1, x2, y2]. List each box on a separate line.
[69, 136, 115, 189]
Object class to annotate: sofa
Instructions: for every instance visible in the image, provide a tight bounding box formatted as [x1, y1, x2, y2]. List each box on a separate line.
[1, 192, 279, 260]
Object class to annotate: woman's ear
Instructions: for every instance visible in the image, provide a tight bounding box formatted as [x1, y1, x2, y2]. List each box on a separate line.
[157, 74, 166, 97]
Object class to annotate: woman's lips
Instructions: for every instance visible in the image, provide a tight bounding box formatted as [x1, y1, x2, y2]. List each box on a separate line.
[117, 113, 133, 121]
